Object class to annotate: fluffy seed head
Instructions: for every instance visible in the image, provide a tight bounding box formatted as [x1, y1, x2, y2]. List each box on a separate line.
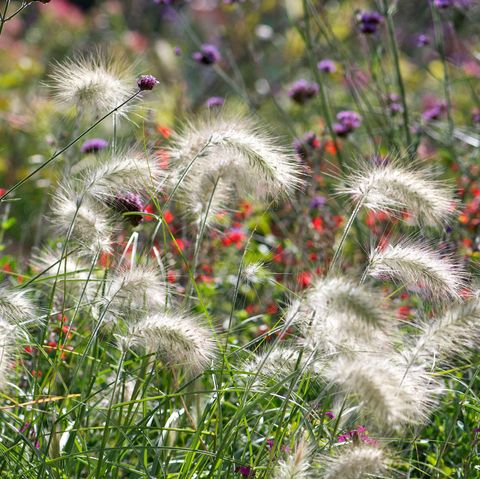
[168, 114, 304, 222]
[128, 311, 216, 374]
[0, 318, 14, 391]
[319, 445, 387, 479]
[0, 287, 35, 324]
[368, 240, 466, 300]
[295, 277, 395, 354]
[81, 148, 165, 200]
[338, 159, 456, 226]
[325, 353, 437, 430]
[50, 184, 114, 255]
[273, 436, 312, 479]
[104, 265, 168, 324]
[49, 52, 136, 117]
[409, 298, 480, 363]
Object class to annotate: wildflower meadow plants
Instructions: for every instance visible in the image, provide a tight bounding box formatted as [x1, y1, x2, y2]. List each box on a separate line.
[0, 0, 480, 478]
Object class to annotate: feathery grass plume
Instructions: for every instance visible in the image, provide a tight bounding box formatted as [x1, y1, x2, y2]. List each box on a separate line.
[172, 170, 232, 226]
[273, 436, 312, 479]
[292, 277, 395, 355]
[368, 240, 466, 300]
[0, 318, 14, 391]
[408, 297, 480, 363]
[31, 248, 98, 304]
[81, 147, 165, 200]
[319, 445, 387, 479]
[48, 51, 136, 117]
[127, 311, 216, 374]
[50, 184, 114, 255]
[168, 114, 304, 220]
[325, 352, 437, 430]
[103, 265, 168, 325]
[0, 287, 35, 324]
[242, 346, 322, 387]
[338, 158, 456, 226]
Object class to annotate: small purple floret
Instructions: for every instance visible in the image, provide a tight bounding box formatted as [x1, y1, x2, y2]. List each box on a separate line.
[81, 138, 108, 154]
[109, 193, 145, 227]
[206, 96, 225, 108]
[317, 59, 336, 74]
[137, 74, 159, 91]
[288, 79, 319, 104]
[358, 11, 383, 34]
[193, 44, 221, 65]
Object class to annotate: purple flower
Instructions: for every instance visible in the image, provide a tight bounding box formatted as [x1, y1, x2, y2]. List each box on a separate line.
[108, 193, 145, 226]
[386, 93, 402, 115]
[357, 11, 383, 34]
[193, 44, 221, 65]
[471, 108, 480, 124]
[293, 132, 320, 159]
[310, 196, 327, 209]
[416, 34, 431, 47]
[206, 96, 225, 108]
[137, 74, 159, 91]
[288, 79, 319, 104]
[235, 465, 255, 477]
[434, 0, 451, 8]
[333, 110, 361, 136]
[174, 46, 182, 56]
[265, 438, 274, 449]
[422, 102, 447, 122]
[324, 411, 335, 419]
[317, 59, 336, 74]
[81, 138, 108, 154]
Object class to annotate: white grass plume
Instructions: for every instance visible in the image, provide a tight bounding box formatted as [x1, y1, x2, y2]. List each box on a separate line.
[368, 240, 466, 301]
[169, 114, 304, 218]
[128, 311, 216, 374]
[319, 445, 387, 479]
[103, 265, 168, 324]
[338, 158, 456, 226]
[49, 51, 136, 117]
[409, 297, 480, 363]
[243, 346, 322, 387]
[295, 277, 395, 355]
[325, 352, 437, 431]
[50, 184, 114, 255]
[273, 436, 312, 479]
[0, 318, 14, 391]
[0, 287, 35, 325]
[81, 148, 165, 199]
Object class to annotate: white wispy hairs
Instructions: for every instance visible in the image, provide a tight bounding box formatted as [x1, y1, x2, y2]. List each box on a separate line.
[325, 353, 437, 431]
[0, 287, 35, 324]
[338, 159, 456, 226]
[128, 311, 216, 374]
[50, 184, 114, 255]
[243, 346, 321, 387]
[81, 148, 165, 200]
[319, 445, 387, 479]
[0, 318, 14, 391]
[103, 265, 168, 324]
[368, 240, 466, 301]
[273, 436, 312, 479]
[294, 277, 395, 355]
[168, 114, 304, 219]
[48, 52, 136, 117]
[409, 298, 480, 363]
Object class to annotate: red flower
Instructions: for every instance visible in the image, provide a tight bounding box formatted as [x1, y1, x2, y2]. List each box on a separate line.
[297, 271, 313, 288]
[311, 216, 324, 232]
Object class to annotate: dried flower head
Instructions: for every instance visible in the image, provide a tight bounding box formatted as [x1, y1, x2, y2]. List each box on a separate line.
[319, 445, 387, 479]
[49, 52, 136, 117]
[169, 114, 304, 222]
[368, 240, 466, 300]
[128, 311, 216, 374]
[339, 159, 456, 226]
